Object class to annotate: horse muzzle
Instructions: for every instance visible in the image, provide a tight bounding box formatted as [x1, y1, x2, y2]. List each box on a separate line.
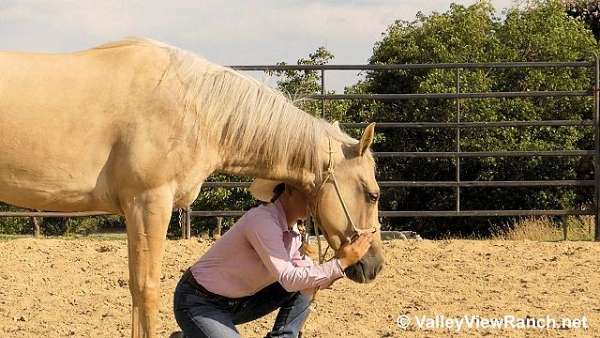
[343, 251, 384, 283]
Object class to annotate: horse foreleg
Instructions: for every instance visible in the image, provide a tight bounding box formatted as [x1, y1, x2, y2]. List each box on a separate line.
[122, 187, 174, 338]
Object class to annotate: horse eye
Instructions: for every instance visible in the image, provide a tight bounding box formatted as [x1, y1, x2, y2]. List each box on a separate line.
[367, 192, 379, 203]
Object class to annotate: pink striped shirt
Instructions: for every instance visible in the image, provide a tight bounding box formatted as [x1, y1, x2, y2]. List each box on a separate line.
[190, 200, 345, 298]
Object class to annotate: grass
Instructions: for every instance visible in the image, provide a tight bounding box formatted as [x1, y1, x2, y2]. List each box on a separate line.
[0, 232, 128, 241]
[0, 232, 195, 241]
[491, 216, 596, 241]
[63, 232, 128, 241]
[0, 234, 32, 241]
[1, 217, 596, 242]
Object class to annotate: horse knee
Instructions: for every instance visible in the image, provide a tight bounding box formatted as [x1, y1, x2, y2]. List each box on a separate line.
[129, 282, 160, 308]
[141, 284, 161, 309]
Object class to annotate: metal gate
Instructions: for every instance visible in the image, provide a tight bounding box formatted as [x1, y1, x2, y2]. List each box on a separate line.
[2, 60, 599, 240]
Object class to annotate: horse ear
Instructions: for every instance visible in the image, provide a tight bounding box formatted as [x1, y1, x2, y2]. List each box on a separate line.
[358, 122, 376, 156]
[332, 121, 341, 131]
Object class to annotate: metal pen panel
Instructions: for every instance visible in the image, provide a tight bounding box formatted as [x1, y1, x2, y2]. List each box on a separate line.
[2, 61, 597, 240]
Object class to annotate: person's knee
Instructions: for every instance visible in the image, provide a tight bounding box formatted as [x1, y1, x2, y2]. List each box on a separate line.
[294, 292, 312, 307]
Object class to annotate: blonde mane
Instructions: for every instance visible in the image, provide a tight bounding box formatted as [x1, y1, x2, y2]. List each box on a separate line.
[119, 38, 357, 181]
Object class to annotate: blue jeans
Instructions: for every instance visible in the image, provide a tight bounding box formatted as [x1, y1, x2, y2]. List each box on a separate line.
[173, 271, 312, 338]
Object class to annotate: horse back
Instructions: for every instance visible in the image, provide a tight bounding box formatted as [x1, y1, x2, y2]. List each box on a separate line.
[0, 42, 176, 212]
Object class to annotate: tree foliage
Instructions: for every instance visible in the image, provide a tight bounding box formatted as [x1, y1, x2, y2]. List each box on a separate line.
[348, 0, 599, 236]
[566, 0, 600, 41]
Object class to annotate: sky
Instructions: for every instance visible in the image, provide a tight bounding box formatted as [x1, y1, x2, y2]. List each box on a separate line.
[0, 0, 514, 91]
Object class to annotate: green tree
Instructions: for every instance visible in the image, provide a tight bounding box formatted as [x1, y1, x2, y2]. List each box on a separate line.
[566, 0, 600, 41]
[0, 203, 31, 234]
[271, 46, 333, 114]
[268, 46, 352, 122]
[350, 0, 599, 236]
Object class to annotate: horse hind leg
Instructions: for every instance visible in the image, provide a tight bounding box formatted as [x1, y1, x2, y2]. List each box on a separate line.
[121, 186, 174, 338]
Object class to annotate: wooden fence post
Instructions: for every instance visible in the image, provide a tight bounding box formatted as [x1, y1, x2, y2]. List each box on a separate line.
[214, 217, 222, 240]
[185, 207, 192, 239]
[32, 215, 41, 238]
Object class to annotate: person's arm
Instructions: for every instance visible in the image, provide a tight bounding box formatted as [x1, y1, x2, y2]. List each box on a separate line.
[289, 245, 336, 293]
[291, 245, 313, 268]
[293, 231, 375, 292]
[244, 218, 344, 292]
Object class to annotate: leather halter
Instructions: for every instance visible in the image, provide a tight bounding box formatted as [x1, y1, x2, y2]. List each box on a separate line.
[310, 137, 378, 264]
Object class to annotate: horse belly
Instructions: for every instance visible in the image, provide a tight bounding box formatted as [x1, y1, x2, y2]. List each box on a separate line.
[0, 136, 117, 212]
[0, 54, 121, 212]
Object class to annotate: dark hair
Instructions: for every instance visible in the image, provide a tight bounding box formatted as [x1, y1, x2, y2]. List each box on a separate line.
[270, 183, 286, 203]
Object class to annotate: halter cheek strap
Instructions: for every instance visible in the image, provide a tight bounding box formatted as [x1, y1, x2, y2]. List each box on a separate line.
[310, 137, 378, 264]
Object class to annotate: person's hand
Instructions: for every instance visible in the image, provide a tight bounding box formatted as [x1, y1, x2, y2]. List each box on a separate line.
[337, 232, 374, 270]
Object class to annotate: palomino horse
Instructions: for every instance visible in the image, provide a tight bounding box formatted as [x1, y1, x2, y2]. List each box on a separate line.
[0, 38, 385, 337]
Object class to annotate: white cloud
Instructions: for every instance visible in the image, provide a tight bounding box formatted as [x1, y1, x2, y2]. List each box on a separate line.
[0, 0, 516, 90]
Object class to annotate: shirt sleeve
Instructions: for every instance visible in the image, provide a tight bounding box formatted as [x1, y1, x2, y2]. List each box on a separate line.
[291, 247, 313, 267]
[244, 215, 344, 292]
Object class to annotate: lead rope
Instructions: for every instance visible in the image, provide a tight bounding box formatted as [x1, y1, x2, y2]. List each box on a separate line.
[314, 219, 323, 264]
[312, 137, 336, 264]
[305, 136, 379, 332]
[305, 138, 335, 326]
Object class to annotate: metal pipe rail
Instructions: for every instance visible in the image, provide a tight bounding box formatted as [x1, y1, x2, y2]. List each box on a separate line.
[373, 150, 595, 158]
[231, 61, 592, 71]
[200, 180, 595, 188]
[341, 120, 594, 129]
[190, 209, 594, 218]
[311, 91, 589, 100]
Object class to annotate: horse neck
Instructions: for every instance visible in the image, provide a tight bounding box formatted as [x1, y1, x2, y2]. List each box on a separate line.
[164, 51, 331, 185]
[216, 119, 330, 188]
[218, 160, 315, 188]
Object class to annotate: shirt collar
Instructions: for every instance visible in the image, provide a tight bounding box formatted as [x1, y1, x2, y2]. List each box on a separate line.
[272, 199, 300, 235]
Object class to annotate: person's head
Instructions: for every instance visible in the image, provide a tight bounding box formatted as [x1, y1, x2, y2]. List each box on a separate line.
[247, 122, 384, 284]
[271, 183, 310, 224]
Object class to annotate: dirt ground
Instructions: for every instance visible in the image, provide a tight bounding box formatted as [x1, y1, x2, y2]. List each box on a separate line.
[0, 237, 599, 338]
